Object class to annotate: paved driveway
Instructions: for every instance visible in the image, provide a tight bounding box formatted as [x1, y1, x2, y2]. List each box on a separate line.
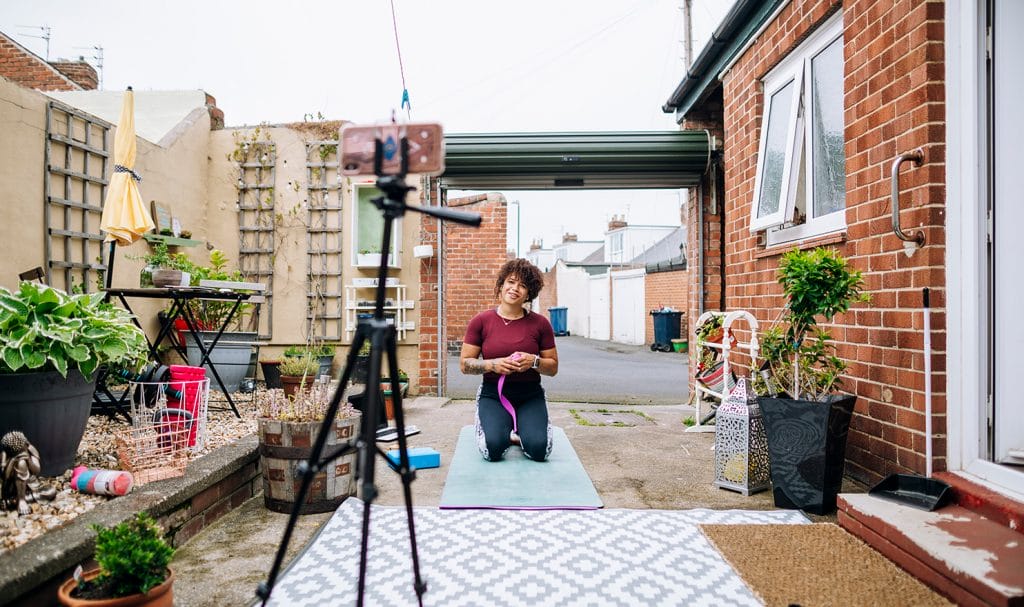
[445, 334, 690, 404]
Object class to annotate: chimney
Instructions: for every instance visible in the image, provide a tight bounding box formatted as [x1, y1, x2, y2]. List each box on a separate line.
[529, 239, 542, 252]
[205, 92, 225, 130]
[562, 233, 577, 243]
[608, 214, 627, 231]
[49, 58, 98, 90]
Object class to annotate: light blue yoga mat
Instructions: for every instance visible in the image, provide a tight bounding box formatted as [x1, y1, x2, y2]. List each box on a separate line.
[439, 425, 603, 509]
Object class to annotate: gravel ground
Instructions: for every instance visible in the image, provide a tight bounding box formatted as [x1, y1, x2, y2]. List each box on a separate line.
[0, 389, 261, 554]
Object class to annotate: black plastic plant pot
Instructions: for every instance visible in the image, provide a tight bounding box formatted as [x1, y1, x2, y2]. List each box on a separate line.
[759, 393, 857, 515]
[0, 369, 97, 477]
[260, 361, 283, 389]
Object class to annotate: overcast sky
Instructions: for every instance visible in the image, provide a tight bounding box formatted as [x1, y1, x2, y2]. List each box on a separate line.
[1, 1, 731, 254]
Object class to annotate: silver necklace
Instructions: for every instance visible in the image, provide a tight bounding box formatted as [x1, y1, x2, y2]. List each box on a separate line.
[497, 309, 524, 326]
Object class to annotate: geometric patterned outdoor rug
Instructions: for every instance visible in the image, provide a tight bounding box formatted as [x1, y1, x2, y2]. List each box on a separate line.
[266, 499, 809, 606]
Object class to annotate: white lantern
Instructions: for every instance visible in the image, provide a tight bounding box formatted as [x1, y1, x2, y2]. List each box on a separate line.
[713, 378, 770, 495]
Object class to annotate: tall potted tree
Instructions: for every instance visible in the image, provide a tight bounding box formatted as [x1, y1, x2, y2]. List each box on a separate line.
[754, 247, 869, 514]
[0, 282, 148, 476]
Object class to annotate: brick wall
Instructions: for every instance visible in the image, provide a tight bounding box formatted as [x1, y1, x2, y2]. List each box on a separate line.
[442, 193, 508, 355]
[694, 0, 947, 485]
[645, 269, 689, 344]
[50, 59, 98, 90]
[0, 33, 92, 91]
[417, 182, 441, 394]
[536, 263, 558, 314]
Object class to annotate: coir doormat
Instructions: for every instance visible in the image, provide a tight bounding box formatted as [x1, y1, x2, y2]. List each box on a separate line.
[699, 523, 953, 607]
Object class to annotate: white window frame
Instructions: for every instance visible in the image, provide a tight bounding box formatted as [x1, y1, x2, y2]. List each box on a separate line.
[750, 13, 846, 245]
[351, 182, 401, 268]
[609, 231, 624, 262]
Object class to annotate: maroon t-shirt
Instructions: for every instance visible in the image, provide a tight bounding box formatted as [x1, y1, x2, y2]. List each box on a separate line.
[463, 308, 556, 384]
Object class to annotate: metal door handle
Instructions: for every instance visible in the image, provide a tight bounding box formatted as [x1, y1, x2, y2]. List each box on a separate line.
[891, 149, 925, 245]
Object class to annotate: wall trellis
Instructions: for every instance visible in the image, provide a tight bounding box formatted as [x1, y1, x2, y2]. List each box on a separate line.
[305, 141, 344, 341]
[236, 141, 276, 339]
[44, 101, 111, 292]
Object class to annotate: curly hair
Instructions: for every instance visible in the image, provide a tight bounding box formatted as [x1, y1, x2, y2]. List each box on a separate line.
[494, 258, 544, 301]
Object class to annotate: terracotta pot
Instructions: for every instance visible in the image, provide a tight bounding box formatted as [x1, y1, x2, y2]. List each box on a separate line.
[279, 374, 312, 398]
[57, 568, 174, 606]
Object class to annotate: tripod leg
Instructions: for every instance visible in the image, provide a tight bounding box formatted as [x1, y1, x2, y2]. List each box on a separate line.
[355, 320, 388, 607]
[386, 329, 428, 603]
[257, 325, 370, 605]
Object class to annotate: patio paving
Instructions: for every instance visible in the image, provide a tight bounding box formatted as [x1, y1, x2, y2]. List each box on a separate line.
[171, 396, 865, 606]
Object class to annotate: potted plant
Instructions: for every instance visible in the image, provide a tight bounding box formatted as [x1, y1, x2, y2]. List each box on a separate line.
[256, 384, 360, 513]
[753, 247, 869, 514]
[259, 358, 283, 389]
[277, 355, 321, 398]
[0, 282, 148, 476]
[132, 242, 191, 288]
[284, 343, 335, 378]
[57, 512, 175, 606]
[355, 246, 382, 267]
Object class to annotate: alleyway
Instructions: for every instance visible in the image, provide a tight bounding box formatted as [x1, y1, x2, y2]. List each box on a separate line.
[446, 335, 690, 404]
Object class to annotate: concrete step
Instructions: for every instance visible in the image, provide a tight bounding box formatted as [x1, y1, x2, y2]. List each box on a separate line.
[934, 472, 1024, 533]
[838, 492, 1024, 607]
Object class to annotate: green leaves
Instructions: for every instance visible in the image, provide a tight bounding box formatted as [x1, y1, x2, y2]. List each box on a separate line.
[90, 513, 174, 597]
[0, 282, 148, 377]
[754, 248, 869, 401]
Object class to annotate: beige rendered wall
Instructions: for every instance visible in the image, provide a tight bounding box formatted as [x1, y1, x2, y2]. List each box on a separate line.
[0, 77, 50, 290]
[208, 125, 423, 391]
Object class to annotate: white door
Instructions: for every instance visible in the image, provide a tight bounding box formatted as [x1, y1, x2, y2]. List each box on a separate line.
[611, 270, 645, 345]
[947, 0, 1024, 494]
[992, 0, 1024, 465]
[588, 274, 610, 341]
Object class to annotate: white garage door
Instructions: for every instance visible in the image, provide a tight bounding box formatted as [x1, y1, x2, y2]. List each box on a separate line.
[587, 273, 610, 341]
[612, 270, 645, 345]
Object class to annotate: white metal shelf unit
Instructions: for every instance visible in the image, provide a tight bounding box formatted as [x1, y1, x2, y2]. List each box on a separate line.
[691, 310, 760, 432]
[344, 279, 415, 341]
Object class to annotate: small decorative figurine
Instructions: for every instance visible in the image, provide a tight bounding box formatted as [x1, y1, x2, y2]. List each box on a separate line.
[1, 431, 57, 515]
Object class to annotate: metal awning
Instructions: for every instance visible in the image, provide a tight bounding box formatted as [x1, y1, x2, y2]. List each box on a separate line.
[439, 130, 711, 190]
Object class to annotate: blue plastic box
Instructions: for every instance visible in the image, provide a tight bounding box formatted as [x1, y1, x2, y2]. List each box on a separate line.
[386, 447, 440, 469]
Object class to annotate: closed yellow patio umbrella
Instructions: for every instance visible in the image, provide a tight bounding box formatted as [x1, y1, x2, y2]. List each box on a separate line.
[100, 86, 155, 288]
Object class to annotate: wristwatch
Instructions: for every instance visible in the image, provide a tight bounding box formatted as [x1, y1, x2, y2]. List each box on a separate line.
[532, 355, 541, 370]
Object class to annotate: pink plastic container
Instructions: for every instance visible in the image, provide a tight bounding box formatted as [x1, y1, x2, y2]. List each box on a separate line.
[168, 365, 207, 447]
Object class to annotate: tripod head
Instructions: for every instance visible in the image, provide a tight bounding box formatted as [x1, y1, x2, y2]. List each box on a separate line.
[362, 128, 481, 319]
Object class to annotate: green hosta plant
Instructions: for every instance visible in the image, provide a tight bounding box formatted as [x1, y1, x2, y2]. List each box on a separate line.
[75, 512, 174, 598]
[754, 248, 869, 402]
[0, 282, 148, 378]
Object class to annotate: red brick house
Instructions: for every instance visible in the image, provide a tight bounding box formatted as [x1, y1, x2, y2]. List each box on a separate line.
[663, 0, 1022, 602]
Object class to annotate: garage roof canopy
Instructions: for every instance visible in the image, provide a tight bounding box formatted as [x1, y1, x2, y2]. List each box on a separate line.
[439, 130, 711, 190]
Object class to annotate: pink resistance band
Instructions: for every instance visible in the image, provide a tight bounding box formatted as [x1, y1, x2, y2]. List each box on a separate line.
[497, 353, 523, 432]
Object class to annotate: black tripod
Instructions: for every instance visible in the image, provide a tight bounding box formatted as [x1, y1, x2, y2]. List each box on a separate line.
[257, 148, 480, 606]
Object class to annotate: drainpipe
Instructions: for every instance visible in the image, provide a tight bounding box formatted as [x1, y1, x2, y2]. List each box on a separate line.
[437, 185, 447, 397]
[697, 181, 704, 318]
[716, 161, 726, 309]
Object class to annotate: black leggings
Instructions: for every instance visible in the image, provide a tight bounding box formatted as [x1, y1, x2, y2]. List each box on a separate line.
[475, 381, 552, 462]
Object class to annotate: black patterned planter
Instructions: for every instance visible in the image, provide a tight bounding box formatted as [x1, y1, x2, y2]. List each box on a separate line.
[759, 394, 856, 515]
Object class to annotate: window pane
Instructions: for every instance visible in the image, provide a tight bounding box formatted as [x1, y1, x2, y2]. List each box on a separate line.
[810, 37, 845, 217]
[757, 80, 795, 218]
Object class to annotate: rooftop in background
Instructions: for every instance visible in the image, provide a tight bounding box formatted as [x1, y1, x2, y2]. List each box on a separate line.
[45, 89, 216, 145]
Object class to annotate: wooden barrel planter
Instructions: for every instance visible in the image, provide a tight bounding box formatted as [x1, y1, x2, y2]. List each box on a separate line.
[257, 413, 361, 514]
